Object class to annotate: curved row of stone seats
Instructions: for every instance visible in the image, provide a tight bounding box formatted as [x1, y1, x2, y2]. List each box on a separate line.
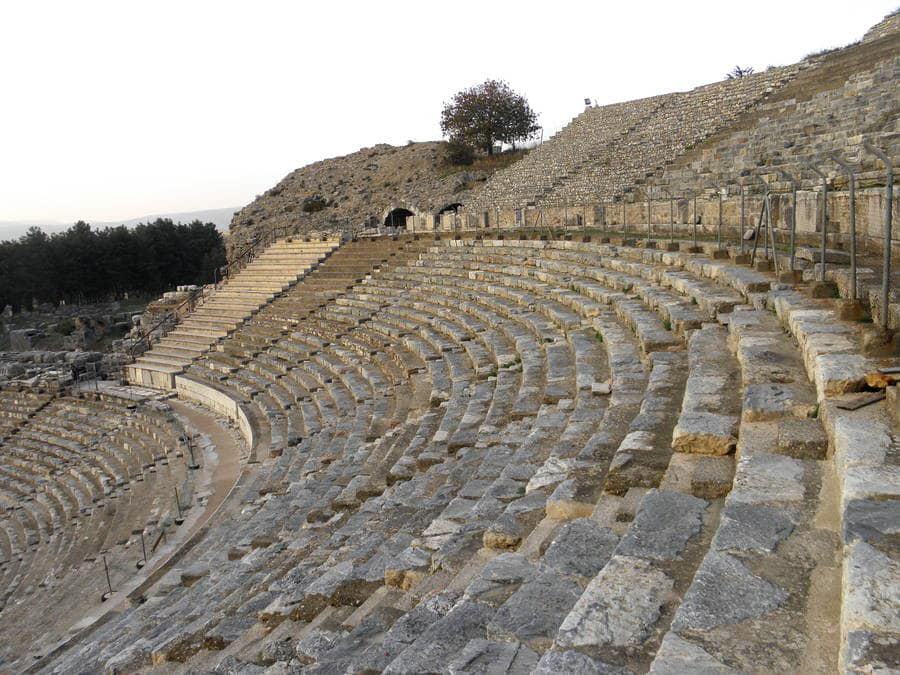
[340, 240, 828, 671]
[509, 236, 892, 673]
[212, 237, 428, 357]
[68, 246, 596, 668]
[468, 95, 671, 211]
[38, 234, 895, 673]
[0, 388, 53, 441]
[328, 237, 854, 672]
[203, 240, 695, 672]
[656, 31, 898, 218]
[127, 237, 340, 390]
[539, 65, 798, 207]
[7, 242, 660, 672]
[179, 238, 437, 461]
[468, 63, 797, 215]
[191, 237, 431, 429]
[209, 240, 677, 662]
[33, 236, 670, 672]
[0, 392, 204, 667]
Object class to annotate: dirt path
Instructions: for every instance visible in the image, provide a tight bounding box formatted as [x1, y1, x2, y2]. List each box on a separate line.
[168, 399, 243, 535]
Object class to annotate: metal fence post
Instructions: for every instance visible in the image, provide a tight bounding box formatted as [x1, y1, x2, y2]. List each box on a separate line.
[804, 160, 828, 281]
[660, 188, 674, 242]
[714, 185, 723, 250]
[740, 183, 746, 253]
[101, 555, 113, 601]
[863, 142, 894, 330]
[777, 168, 799, 272]
[694, 193, 699, 248]
[830, 152, 858, 302]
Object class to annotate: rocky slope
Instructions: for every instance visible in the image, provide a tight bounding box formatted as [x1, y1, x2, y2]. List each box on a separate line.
[226, 141, 488, 260]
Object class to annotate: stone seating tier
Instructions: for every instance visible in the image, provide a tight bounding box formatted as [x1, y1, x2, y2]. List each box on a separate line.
[0, 393, 199, 662]
[26, 235, 898, 675]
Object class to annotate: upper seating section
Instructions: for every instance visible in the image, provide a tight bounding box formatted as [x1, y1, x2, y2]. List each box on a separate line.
[467, 95, 671, 211]
[658, 28, 899, 196]
[542, 66, 798, 206]
[465, 16, 898, 227]
[466, 66, 797, 212]
[126, 236, 340, 390]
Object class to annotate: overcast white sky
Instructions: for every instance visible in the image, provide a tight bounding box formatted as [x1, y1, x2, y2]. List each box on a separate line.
[0, 0, 895, 224]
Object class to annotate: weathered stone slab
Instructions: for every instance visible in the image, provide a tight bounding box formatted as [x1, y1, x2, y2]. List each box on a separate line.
[295, 629, 342, 663]
[714, 502, 795, 553]
[843, 630, 900, 674]
[446, 638, 539, 674]
[671, 412, 738, 455]
[672, 551, 787, 632]
[556, 555, 673, 648]
[730, 452, 805, 503]
[534, 649, 627, 674]
[385, 600, 493, 674]
[658, 453, 735, 499]
[355, 597, 449, 673]
[464, 553, 536, 606]
[487, 571, 582, 647]
[542, 518, 618, 579]
[649, 633, 738, 674]
[814, 353, 870, 399]
[545, 476, 601, 520]
[384, 547, 431, 590]
[843, 498, 900, 545]
[617, 490, 706, 560]
[742, 383, 817, 422]
[526, 456, 575, 493]
[843, 541, 900, 636]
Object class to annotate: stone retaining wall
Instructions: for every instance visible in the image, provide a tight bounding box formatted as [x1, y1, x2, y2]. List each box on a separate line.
[175, 375, 254, 448]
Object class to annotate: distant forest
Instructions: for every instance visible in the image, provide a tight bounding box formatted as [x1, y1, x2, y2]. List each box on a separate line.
[0, 219, 226, 311]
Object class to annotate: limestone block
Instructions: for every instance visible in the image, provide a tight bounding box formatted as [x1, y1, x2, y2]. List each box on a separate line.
[650, 633, 738, 674]
[671, 412, 739, 455]
[672, 551, 787, 631]
[556, 555, 673, 648]
[617, 490, 706, 561]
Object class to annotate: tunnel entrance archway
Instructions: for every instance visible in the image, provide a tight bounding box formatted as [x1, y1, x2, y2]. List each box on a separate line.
[437, 203, 463, 216]
[384, 208, 414, 228]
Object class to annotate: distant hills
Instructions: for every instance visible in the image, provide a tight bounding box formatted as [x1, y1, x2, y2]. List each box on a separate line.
[0, 207, 239, 241]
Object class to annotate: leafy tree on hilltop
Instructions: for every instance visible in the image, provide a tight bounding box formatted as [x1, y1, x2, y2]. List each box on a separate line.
[726, 65, 755, 79]
[440, 79, 540, 155]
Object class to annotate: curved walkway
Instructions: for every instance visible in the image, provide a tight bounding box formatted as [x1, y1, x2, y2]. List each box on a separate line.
[24, 397, 244, 673]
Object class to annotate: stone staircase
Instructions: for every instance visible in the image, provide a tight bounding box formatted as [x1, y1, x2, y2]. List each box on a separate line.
[125, 237, 340, 389]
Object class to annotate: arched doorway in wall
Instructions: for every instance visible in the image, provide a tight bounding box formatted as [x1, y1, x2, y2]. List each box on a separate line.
[436, 203, 464, 230]
[384, 208, 414, 228]
[437, 203, 463, 216]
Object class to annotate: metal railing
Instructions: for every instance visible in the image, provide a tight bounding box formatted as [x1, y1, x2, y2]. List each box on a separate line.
[126, 285, 206, 359]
